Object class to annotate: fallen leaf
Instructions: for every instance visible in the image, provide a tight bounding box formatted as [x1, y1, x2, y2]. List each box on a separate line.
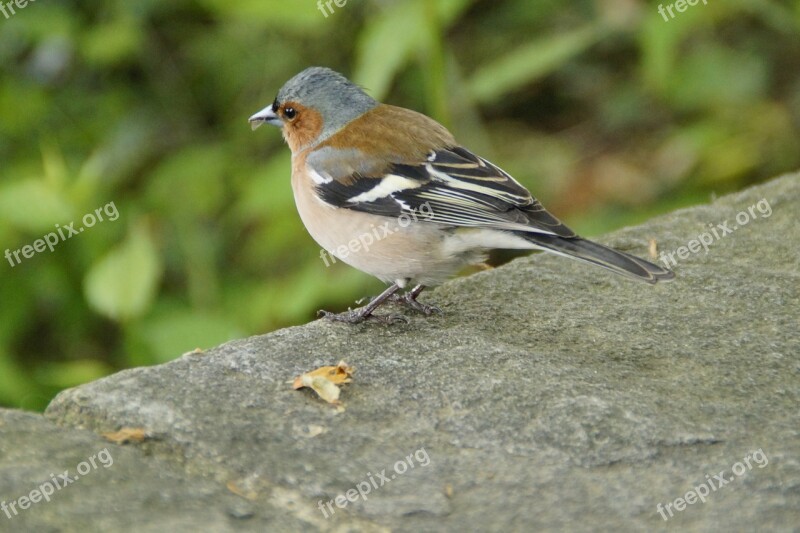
[293, 424, 327, 438]
[292, 361, 354, 404]
[305, 375, 342, 403]
[444, 483, 454, 498]
[648, 238, 658, 259]
[292, 361, 353, 389]
[226, 480, 258, 500]
[102, 427, 147, 444]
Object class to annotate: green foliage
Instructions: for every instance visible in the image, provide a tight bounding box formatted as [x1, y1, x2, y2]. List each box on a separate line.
[1, 0, 798, 410]
[468, 24, 607, 104]
[84, 221, 162, 322]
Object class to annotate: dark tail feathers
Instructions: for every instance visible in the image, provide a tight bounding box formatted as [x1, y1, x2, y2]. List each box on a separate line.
[521, 234, 675, 284]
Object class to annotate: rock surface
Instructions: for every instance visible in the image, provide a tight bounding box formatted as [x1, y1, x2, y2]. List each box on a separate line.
[2, 174, 798, 532]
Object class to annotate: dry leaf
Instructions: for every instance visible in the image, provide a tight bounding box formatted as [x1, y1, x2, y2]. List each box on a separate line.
[292, 361, 353, 389]
[226, 480, 258, 501]
[292, 361, 354, 404]
[648, 238, 658, 259]
[293, 424, 327, 438]
[102, 427, 147, 444]
[305, 375, 341, 403]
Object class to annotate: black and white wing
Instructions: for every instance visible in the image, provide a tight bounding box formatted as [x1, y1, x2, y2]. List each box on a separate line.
[312, 146, 576, 238]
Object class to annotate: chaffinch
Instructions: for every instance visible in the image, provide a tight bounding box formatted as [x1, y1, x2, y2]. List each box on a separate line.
[249, 67, 673, 323]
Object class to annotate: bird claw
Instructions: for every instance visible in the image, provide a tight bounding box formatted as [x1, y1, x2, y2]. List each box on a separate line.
[372, 313, 410, 324]
[317, 309, 364, 323]
[411, 302, 441, 316]
[317, 309, 409, 325]
[388, 293, 441, 316]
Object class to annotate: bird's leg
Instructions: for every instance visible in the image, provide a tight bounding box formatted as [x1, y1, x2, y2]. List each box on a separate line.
[388, 284, 441, 316]
[318, 283, 408, 324]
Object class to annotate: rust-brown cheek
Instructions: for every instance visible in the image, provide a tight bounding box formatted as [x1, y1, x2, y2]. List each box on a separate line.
[282, 103, 324, 153]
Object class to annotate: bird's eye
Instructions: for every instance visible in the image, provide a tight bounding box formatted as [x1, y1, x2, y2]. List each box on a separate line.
[283, 107, 297, 120]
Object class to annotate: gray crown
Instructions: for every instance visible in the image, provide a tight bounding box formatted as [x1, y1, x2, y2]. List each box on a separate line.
[276, 67, 378, 143]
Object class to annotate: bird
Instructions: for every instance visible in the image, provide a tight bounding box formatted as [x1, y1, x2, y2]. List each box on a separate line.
[249, 66, 673, 323]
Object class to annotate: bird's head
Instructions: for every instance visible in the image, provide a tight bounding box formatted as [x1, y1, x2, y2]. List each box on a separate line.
[249, 66, 378, 153]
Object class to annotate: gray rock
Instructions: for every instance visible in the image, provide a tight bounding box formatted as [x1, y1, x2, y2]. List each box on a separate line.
[0, 409, 305, 532]
[2, 173, 798, 532]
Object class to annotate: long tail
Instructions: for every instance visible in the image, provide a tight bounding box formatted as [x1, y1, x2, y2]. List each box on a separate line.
[520, 234, 675, 284]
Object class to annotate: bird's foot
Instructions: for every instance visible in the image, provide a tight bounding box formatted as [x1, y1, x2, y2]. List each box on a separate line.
[317, 309, 408, 324]
[387, 292, 441, 316]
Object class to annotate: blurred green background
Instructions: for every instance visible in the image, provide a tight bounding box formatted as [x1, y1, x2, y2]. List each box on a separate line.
[1, 0, 798, 410]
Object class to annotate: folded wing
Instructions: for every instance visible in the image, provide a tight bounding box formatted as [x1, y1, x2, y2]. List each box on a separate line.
[312, 145, 576, 238]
